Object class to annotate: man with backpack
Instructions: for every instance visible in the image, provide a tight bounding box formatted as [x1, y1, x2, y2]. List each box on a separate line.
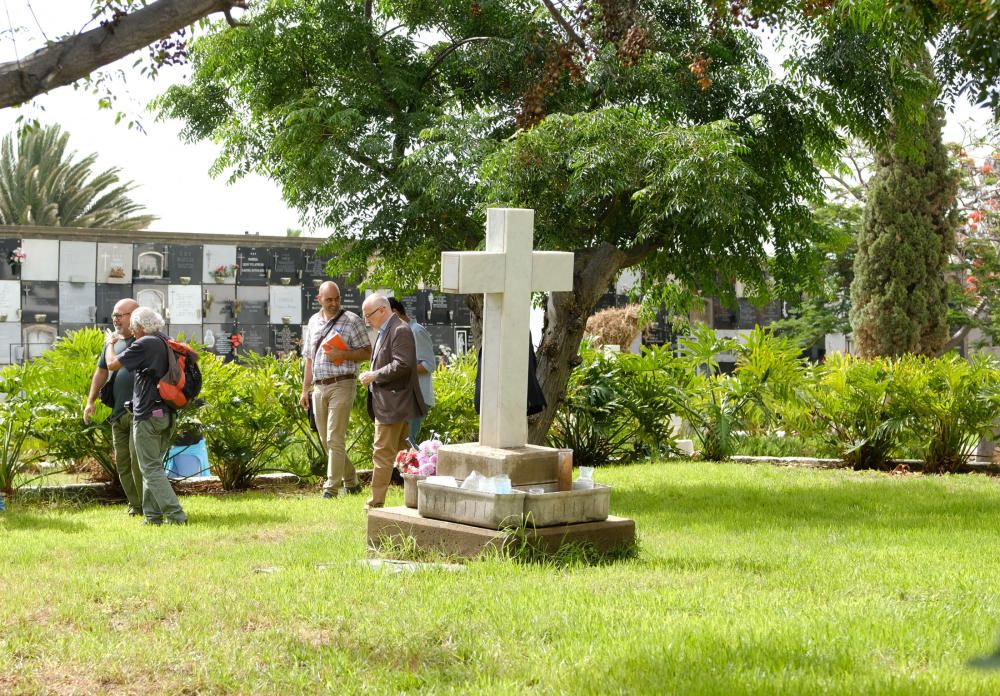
[104, 306, 188, 526]
[300, 281, 372, 498]
[84, 297, 143, 516]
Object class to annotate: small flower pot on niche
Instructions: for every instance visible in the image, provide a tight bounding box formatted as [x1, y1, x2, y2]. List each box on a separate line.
[34, 313, 47, 323]
[280, 277, 291, 285]
[179, 276, 191, 285]
[281, 316, 291, 325]
[312, 278, 322, 288]
[0, 314, 7, 322]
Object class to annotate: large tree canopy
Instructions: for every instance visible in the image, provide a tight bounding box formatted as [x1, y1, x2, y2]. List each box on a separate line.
[159, 0, 838, 441]
[0, 0, 246, 110]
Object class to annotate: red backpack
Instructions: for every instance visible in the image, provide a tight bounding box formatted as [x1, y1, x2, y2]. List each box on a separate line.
[158, 336, 202, 409]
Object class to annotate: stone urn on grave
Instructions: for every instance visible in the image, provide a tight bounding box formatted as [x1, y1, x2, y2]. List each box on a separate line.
[366, 208, 636, 557]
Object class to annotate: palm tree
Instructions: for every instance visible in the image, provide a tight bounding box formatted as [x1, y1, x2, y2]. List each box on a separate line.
[0, 124, 155, 230]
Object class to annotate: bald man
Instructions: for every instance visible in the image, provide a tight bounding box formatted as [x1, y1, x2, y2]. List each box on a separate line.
[84, 297, 143, 515]
[300, 281, 372, 498]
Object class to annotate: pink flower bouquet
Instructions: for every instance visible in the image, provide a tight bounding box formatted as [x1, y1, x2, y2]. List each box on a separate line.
[395, 435, 443, 476]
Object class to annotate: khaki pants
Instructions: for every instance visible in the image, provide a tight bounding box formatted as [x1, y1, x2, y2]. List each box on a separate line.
[368, 421, 409, 508]
[313, 379, 358, 492]
[133, 413, 186, 524]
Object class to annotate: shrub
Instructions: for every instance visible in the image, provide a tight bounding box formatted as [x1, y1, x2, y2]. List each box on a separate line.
[903, 353, 1000, 473]
[0, 393, 37, 494]
[2, 328, 116, 480]
[196, 353, 299, 489]
[806, 353, 910, 470]
[548, 340, 679, 466]
[421, 351, 479, 445]
[664, 325, 807, 461]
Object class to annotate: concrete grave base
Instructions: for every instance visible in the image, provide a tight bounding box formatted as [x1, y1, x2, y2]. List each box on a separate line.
[436, 443, 559, 486]
[367, 505, 636, 558]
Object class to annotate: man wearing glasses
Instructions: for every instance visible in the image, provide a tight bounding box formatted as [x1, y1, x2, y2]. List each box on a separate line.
[84, 298, 142, 516]
[300, 281, 372, 498]
[359, 293, 426, 510]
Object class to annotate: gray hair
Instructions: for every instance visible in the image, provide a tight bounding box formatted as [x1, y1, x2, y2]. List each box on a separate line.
[130, 306, 165, 334]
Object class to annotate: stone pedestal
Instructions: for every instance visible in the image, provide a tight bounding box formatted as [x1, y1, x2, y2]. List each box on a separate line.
[367, 506, 636, 558]
[437, 443, 558, 486]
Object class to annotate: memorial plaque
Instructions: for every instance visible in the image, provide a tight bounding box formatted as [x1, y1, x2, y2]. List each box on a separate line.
[21, 281, 58, 324]
[0, 238, 21, 281]
[427, 292, 451, 324]
[449, 294, 471, 325]
[235, 286, 269, 325]
[97, 242, 133, 284]
[271, 248, 303, 281]
[202, 324, 238, 356]
[237, 324, 269, 356]
[23, 323, 57, 360]
[302, 250, 330, 283]
[95, 285, 132, 323]
[271, 324, 302, 357]
[426, 324, 455, 355]
[21, 239, 60, 281]
[134, 285, 167, 317]
[168, 284, 202, 324]
[400, 292, 426, 323]
[203, 286, 236, 324]
[169, 324, 203, 344]
[454, 327, 471, 355]
[338, 280, 364, 314]
[302, 286, 321, 320]
[134, 244, 169, 281]
[0, 280, 20, 321]
[202, 244, 238, 285]
[0, 323, 22, 364]
[58, 282, 97, 324]
[269, 286, 302, 325]
[236, 246, 271, 286]
[59, 241, 97, 283]
[168, 244, 203, 284]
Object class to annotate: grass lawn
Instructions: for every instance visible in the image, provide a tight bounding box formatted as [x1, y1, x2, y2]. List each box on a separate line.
[2, 461, 1000, 695]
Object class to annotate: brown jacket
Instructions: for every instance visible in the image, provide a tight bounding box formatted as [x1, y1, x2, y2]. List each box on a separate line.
[366, 314, 427, 424]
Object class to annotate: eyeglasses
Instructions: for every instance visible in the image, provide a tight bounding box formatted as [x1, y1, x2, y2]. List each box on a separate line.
[364, 306, 384, 319]
[111, 312, 132, 319]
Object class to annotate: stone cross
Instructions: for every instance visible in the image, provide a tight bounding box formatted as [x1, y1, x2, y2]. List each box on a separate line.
[440, 208, 573, 448]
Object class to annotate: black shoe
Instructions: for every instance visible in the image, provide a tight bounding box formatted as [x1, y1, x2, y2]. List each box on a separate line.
[322, 489, 337, 499]
[166, 518, 188, 526]
[143, 518, 163, 526]
[345, 485, 362, 495]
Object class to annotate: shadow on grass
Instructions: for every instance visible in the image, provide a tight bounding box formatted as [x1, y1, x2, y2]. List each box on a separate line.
[615, 470, 1000, 534]
[0, 512, 90, 533]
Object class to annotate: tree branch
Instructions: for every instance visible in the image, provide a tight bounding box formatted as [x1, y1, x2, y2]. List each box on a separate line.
[421, 36, 498, 88]
[539, 0, 587, 51]
[0, 0, 246, 109]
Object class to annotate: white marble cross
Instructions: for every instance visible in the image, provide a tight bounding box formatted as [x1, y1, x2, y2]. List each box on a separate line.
[440, 208, 574, 448]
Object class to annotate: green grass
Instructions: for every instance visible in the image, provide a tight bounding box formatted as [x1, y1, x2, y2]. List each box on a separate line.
[2, 461, 1000, 694]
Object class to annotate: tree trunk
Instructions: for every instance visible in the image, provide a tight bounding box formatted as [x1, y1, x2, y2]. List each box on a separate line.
[0, 0, 245, 109]
[528, 242, 627, 444]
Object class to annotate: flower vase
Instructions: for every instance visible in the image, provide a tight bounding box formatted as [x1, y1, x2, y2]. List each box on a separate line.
[402, 473, 427, 508]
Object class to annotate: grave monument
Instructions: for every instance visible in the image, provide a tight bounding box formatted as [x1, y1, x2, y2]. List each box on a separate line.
[367, 208, 636, 556]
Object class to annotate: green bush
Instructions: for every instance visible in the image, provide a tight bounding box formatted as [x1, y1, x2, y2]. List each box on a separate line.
[196, 353, 300, 490]
[899, 353, 1000, 473]
[548, 341, 680, 466]
[805, 353, 911, 470]
[421, 351, 479, 445]
[665, 325, 807, 461]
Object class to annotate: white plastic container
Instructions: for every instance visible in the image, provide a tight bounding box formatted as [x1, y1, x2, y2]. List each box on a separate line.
[417, 480, 526, 529]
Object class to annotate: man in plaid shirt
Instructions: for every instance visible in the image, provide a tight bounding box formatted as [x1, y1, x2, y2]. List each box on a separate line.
[300, 281, 372, 497]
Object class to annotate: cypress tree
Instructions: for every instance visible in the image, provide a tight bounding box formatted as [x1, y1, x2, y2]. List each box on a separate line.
[849, 69, 958, 357]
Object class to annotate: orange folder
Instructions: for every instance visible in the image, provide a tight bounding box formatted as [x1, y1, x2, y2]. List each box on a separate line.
[322, 330, 349, 365]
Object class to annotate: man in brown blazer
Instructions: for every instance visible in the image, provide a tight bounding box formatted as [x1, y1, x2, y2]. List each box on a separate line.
[359, 293, 427, 509]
